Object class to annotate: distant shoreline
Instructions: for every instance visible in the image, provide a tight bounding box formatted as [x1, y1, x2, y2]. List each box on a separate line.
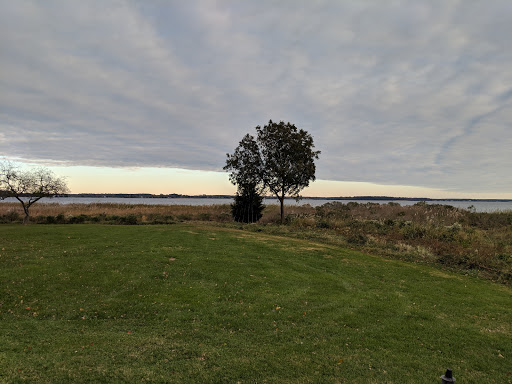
[51, 193, 512, 203]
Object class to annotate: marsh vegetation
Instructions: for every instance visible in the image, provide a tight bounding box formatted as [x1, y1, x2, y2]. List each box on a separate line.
[1, 201, 511, 284]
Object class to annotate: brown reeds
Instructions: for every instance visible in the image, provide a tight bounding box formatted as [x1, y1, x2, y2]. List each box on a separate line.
[0, 201, 316, 224]
[0, 202, 226, 217]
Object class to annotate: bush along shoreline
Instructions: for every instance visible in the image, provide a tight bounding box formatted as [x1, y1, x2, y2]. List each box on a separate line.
[1, 201, 511, 284]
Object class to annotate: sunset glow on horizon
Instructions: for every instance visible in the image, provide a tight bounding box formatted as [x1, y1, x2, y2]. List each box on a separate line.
[33, 163, 511, 200]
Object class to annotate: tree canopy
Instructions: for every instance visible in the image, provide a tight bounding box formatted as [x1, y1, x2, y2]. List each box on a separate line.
[225, 120, 320, 223]
[0, 161, 69, 224]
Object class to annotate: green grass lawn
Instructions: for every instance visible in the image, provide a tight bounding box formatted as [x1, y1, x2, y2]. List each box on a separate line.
[0, 224, 510, 383]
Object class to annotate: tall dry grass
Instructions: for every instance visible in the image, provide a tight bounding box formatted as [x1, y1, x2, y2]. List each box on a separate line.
[0, 202, 227, 217]
[0, 201, 315, 224]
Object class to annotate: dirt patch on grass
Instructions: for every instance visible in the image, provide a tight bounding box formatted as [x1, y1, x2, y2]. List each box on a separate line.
[429, 270, 462, 280]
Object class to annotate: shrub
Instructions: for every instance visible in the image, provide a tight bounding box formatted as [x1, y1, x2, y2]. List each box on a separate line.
[68, 214, 88, 224]
[197, 213, 211, 221]
[55, 213, 66, 224]
[316, 220, 332, 229]
[287, 215, 315, 229]
[3, 211, 21, 223]
[446, 222, 463, 232]
[119, 214, 138, 225]
[46, 215, 57, 224]
[231, 186, 264, 223]
[347, 233, 369, 245]
[217, 212, 233, 222]
[401, 224, 428, 239]
[144, 214, 176, 224]
[90, 216, 100, 223]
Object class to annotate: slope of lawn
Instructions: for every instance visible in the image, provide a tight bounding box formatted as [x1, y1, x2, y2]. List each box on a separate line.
[0, 224, 510, 383]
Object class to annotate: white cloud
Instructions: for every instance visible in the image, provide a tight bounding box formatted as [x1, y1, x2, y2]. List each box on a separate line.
[1, 0, 511, 194]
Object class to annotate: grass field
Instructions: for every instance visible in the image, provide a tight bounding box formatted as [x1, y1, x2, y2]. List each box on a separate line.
[0, 224, 511, 383]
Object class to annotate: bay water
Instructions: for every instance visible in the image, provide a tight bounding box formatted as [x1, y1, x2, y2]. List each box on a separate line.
[2, 197, 511, 213]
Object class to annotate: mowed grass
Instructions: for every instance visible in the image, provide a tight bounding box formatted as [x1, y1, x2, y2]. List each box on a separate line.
[0, 225, 510, 383]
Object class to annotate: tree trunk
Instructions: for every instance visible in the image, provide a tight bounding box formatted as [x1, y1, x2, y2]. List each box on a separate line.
[21, 202, 30, 225]
[279, 196, 284, 224]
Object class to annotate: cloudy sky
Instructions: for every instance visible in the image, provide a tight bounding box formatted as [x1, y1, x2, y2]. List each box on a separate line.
[1, 0, 511, 197]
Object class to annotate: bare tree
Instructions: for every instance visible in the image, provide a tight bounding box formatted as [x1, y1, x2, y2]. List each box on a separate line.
[0, 161, 69, 224]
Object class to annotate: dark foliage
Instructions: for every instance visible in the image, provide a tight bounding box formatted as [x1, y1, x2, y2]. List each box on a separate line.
[225, 120, 320, 223]
[231, 184, 264, 223]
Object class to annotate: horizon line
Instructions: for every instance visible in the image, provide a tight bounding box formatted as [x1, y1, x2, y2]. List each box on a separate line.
[47, 193, 512, 202]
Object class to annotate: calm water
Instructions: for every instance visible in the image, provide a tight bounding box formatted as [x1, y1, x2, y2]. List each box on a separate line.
[2, 197, 511, 213]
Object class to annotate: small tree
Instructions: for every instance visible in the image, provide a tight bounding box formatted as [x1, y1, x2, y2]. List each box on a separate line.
[225, 120, 320, 223]
[0, 161, 69, 224]
[231, 183, 264, 223]
[224, 134, 265, 223]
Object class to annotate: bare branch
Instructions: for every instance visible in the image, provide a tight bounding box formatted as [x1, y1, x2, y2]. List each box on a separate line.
[0, 160, 69, 224]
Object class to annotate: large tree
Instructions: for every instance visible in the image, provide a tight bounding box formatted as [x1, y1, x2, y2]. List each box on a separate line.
[0, 161, 69, 224]
[225, 120, 320, 223]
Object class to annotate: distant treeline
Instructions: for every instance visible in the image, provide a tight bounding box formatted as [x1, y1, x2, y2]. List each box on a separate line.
[64, 193, 232, 199]
[48, 193, 512, 202]
[303, 196, 512, 202]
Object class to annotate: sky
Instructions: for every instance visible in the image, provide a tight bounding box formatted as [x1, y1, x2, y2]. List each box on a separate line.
[1, 0, 511, 198]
